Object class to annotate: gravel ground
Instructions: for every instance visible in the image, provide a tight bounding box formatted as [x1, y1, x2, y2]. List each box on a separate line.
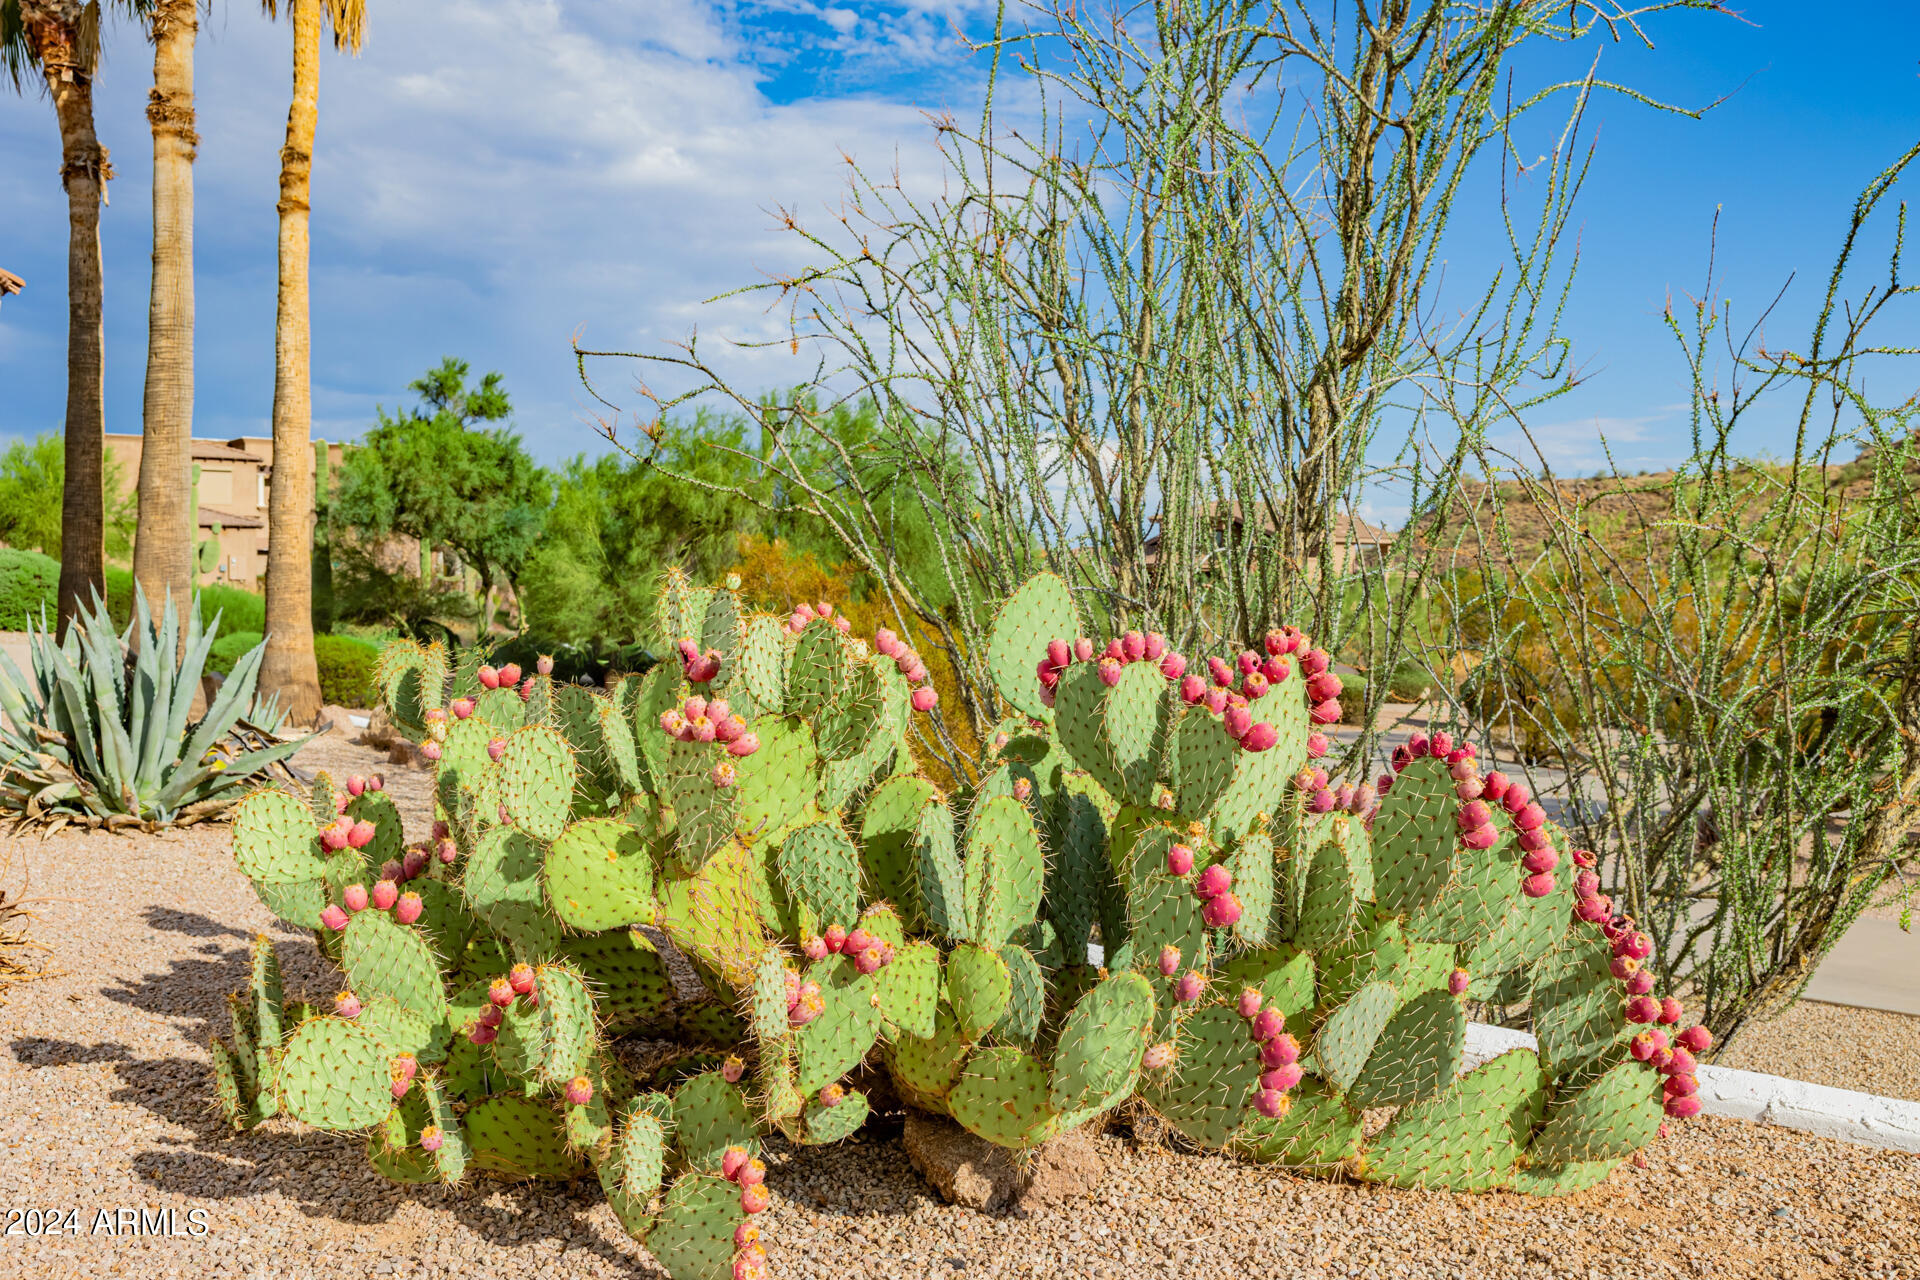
[1, 732, 1917, 1280]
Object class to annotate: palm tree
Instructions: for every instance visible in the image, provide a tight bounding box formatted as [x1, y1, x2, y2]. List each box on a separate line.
[257, 0, 364, 724]
[133, 0, 197, 614]
[2, 0, 145, 634]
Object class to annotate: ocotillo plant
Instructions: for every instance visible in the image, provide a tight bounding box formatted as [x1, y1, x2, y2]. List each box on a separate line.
[217, 570, 1708, 1280]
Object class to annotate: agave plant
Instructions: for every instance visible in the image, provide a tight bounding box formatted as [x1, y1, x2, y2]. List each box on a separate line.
[0, 589, 309, 829]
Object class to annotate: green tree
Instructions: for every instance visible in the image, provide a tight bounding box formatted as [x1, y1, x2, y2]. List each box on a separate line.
[332, 358, 550, 634]
[0, 432, 136, 559]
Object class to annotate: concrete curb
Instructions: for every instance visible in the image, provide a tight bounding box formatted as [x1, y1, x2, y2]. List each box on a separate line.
[1464, 1022, 1920, 1154]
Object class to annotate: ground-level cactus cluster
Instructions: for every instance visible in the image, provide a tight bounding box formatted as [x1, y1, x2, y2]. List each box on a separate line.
[214, 570, 1711, 1279]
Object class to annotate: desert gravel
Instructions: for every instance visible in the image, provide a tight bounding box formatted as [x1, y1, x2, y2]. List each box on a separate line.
[1, 732, 1917, 1280]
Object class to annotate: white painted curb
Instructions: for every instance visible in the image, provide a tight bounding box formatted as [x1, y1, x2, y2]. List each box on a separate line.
[1464, 1022, 1920, 1154]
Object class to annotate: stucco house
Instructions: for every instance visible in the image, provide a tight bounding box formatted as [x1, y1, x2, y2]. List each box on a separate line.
[102, 435, 345, 589]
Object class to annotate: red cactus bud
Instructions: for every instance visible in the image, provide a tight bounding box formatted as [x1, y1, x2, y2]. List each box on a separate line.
[1159, 652, 1187, 681]
[1309, 699, 1341, 724]
[1460, 824, 1498, 851]
[1207, 656, 1235, 688]
[1658, 996, 1683, 1025]
[1521, 872, 1556, 898]
[1677, 1025, 1713, 1054]
[1261, 655, 1290, 684]
[1222, 704, 1254, 740]
[1241, 672, 1270, 700]
[1521, 847, 1560, 874]
[1121, 630, 1146, 661]
[1663, 1094, 1701, 1118]
[1300, 648, 1330, 676]
[1166, 843, 1194, 876]
[1306, 671, 1342, 704]
[1179, 673, 1206, 703]
[911, 686, 939, 712]
[1240, 721, 1279, 753]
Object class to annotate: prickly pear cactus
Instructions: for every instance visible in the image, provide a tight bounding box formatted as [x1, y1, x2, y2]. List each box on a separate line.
[215, 574, 1711, 1280]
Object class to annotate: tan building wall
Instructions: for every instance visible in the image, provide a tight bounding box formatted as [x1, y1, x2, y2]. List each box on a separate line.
[103, 435, 346, 590]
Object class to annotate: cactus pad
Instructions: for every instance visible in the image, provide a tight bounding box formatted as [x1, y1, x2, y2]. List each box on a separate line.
[1049, 970, 1154, 1112]
[1233, 1075, 1364, 1171]
[650, 1173, 748, 1280]
[1313, 980, 1400, 1092]
[964, 795, 1044, 947]
[795, 956, 884, 1093]
[672, 1071, 759, 1172]
[464, 825, 564, 959]
[545, 817, 657, 931]
[233, 790, 325, 884]
[986, 571, 1075, 719]
[279, 1016, 393, 1131]
[1140, 1002, 1261, 1149]
[1528, 1060, 1663, 1164]
[859, 776, 938, 927]
[465, 1094, 585, 1179]
[777, 818, 863, 930]
[950, 1046, 1061, 1149]
[342, 910, 447, 1022]
[946, 943, 1013, 1042]
[1054, 659, 1171, 806]
[499, 726, 578, 841]
[1371, 757, 1459, 918]
[1345, 989, 1466, 1110]
[875, 940, 940, 1039]
[1358, 1048, 1548, 1191]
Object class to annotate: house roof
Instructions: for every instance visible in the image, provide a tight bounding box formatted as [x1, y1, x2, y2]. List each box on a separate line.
[198, 505, 265, 530]
[192, 441, 265, 463]
[0, 269, 22, 297]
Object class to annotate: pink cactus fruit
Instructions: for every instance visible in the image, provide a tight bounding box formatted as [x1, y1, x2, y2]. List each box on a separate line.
[734, 1222, 762, 1252]
[1178, 673, 1207, 703]
[721, 1147, 752, 1182]
[478, 665, 501, 690]
[1664, 1073, 1700, 1099]
[419, 1125, 444, 1153]
[489, 977, 516, 1008]
[726, 732, 761, 758]
[400, 846, 428, 880]
[1677, 1025, 1713, 1055]
[1250, 1008, 1286, 1041]
[379, 859, 405, 883]
[1574, 895, 1612, 924]
[1306, 671, 1342, 704]
[1299, 648, 1330, 676]
[823, 924, 849, 953]
[1663, 1046, 1698, 1078]
[1448, 969, 1471, 997]
[1615, 931, 1654, 961]
[1195, 864, 1233, 899]
[1574, 869, 1601, 898]
[394, 892, 423, 925]
[1309, 699, 1342, 725]
[1201, 687, 1230, 715]
[518, 678, 534, 701]
[1625, 970, 1656, 996]
[1159, 651, 1187, 681]
[319, 904, 349, 932]
[436, 836, 458, 865]
[1459, 825, 1498, 851]
[1629, 1031, 1662, 1062]
[818, 1082, 847, 1109]
[1625, 995, 1661, 1024]
[1157, 945, 1181, 977]
[1260, 1065, 1305, 1093]
[1260, 1035, 1302, 1070]
[1521, 873, 1556, 898]
[342, 883, 369, 913]
[711, 761, 738, 788]
[1141, 1041, 1176, 1071]
[1305, 731, 1328, 758]
[333, 990, 362, 1019]
[1237, 988, 1264, 1019]
[911, 686, 939, 712]
[1207, 655, 1235, 687]
[347, 820, 377, 850]
[564, 1076, 594, 1107]
[468, 1022, 499, 1046]
[371, 879, 399, 911]
[347, 773, 367, 796]
[803, 935, 829, 961]
[1094, 657, 1123, 688]
[1572, 848, 1598, 868]
[1478, 770, 1509, 801]
[1521, 844, 1561, 875]
[854, 945, 885, 976]
[487, 736, 508, 763]
[790, 987, 824, 1027]
[1253, 1088, 1289, 1119]
[1241, 672, 1270, 701]
[508, 963, 536, 995]
[737, 1158, 767, 1189]
[1240, 721, 1279, 753]
[1173, 971, 1204, 1003]
[1165, 843, 1195, 876]
[451, 697, 475, 720]
[1664, 1094, 1702, 1118]
[1072, 637, 1096, 662]
[391, 1053, 418, 1092]
[1658, 996, 1684, 1025]
[1201, 893, 1243, 928]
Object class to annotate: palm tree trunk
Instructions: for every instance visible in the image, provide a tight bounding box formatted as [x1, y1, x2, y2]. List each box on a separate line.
[134, 0, 198, 618]
[30, 9, 110, 635]
[260, 0, 323, 724]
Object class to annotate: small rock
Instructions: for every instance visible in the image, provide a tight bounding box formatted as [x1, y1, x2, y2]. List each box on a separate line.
[360, 705, 400, 749]
[901, 1112, 1107, 1212]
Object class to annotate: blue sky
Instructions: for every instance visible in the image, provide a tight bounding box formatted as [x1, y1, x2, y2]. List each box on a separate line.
[1, 1, 1916, 509]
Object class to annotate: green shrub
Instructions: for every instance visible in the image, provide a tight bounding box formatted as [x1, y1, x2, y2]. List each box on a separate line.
[314, 632, 380, 707]
[207, 630, 266, 678]
[0, 548, 61, 629]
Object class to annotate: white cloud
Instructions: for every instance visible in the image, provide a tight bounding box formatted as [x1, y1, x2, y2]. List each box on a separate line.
[0, 0, 1015, 456]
